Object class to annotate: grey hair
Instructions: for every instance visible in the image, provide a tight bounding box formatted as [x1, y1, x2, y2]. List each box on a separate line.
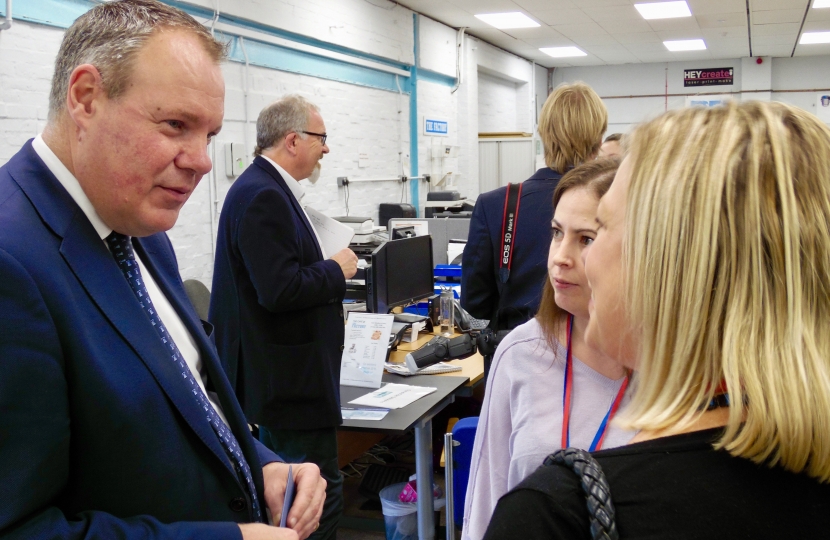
[254, 95, 320, 156]
[48, 0, 227, 123]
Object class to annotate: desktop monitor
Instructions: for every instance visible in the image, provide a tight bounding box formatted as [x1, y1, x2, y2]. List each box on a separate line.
[366, 235, 434, 313]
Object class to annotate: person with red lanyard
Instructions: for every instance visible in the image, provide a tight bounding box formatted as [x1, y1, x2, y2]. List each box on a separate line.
[462, 159, 635, 540]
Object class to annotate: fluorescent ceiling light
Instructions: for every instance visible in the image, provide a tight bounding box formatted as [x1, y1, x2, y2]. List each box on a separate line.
[664, 39, 706, 51]
[813, 0, 830, 8]
[474, 12, 540, 29]
[635, 1, 691, 19]
[539, 46, 587, 58]
[800, 31, 830, 44]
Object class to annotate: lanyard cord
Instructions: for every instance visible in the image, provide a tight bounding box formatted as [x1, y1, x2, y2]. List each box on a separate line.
[561, 315, 629, 452]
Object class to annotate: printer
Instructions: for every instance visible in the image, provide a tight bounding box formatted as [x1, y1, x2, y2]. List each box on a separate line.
[424, 190, 474, 218]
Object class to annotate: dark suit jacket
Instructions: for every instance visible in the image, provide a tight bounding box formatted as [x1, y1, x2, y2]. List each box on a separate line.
[0, 141, 279, 539]
[461, 167, 563, 329]
[209, 156, 345, 431]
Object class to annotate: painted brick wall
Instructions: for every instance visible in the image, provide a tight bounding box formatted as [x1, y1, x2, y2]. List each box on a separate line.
[0, 11, 538, 285]
[185, 0, 415, 64]
[477, 71, 522, 133]
[0, 21, 57, 162]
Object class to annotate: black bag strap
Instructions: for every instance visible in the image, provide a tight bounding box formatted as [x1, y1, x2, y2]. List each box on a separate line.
[498, 182, 523, 284]
[544, 448, 619, 540]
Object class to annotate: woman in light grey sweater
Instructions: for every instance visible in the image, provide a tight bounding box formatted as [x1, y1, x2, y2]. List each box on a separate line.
[461, 159, 635, 540]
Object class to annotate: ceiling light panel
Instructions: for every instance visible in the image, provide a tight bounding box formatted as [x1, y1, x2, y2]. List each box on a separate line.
[474, 12, 540, 29]
[539, 46, 588, 57]
[635, 1, 692, 20]
[813, 0, 830, 8]
[664, 39, 706, 51]
[801, 31, 830, 44]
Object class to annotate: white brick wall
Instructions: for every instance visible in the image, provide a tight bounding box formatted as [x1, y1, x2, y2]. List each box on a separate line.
[477, 71, 522, 133]
[0, 10, 539, 285]
[183, 0, 415, 64]
[0, 21, 58, 161]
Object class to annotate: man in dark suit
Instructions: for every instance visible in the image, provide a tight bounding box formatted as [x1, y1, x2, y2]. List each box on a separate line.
[210, 95, 357, 540]
[0, 2, 324, 539]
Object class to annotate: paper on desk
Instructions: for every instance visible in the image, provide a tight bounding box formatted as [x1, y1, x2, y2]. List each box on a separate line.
[349, 383, 437, 409]
[340, 313, 395, 388]
[341, 408, 389, 421]
[305, 206, 355, 259]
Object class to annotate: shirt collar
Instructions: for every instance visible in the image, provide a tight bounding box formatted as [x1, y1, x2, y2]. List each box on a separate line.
[261, 154, 304, 203]
[32, 134, 113, 240]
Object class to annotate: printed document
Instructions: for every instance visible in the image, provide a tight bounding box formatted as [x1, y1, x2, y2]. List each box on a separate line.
[348, 383, 437, 409]
[340, 313, 395, 388]
[305, 206, 355, 259]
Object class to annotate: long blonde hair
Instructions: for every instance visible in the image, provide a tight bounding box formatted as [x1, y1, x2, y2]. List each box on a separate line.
[619, 101, 830, 482]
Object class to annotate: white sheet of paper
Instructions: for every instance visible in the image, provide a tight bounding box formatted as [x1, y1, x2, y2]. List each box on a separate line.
[340, 313, 395, 388]
[341, 408, 389, 420]
[348, 383, 437, 409]
[305, 206, 355, 260]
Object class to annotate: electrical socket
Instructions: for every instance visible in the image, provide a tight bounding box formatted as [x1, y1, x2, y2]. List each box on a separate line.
[337, 176, 349, 187]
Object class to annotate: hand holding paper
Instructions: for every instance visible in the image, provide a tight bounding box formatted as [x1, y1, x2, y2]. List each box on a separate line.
[261, 462, 325, 540]
[305, 206, 354, 259]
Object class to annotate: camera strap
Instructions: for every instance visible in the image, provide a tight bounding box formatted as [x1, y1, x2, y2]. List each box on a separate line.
[498, 182, 523, 284]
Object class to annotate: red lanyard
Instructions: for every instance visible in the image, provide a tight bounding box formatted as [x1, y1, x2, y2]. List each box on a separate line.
[561, 315, 629, 452]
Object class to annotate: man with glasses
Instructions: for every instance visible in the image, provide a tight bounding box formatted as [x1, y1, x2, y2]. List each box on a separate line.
[210, 95, 357, 540]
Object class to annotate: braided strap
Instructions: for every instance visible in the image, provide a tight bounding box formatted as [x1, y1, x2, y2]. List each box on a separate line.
[544, 448, 619, 540]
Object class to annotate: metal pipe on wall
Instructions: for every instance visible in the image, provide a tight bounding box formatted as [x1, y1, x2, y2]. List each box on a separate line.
[0, 0, 13, 31]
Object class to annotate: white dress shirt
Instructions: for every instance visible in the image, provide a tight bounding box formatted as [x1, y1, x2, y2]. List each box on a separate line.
[32, 135, 229, 425]
[261, 155, 327, 258]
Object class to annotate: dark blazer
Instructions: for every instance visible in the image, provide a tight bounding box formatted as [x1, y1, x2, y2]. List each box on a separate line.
[209, 156, 345, 431]
[0, 141, 279, 540]
[461, 167, 563, 329]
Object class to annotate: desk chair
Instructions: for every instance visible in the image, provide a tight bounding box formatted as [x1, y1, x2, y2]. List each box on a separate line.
[444, 416, 479, 534]
[182, 279, 211, 321]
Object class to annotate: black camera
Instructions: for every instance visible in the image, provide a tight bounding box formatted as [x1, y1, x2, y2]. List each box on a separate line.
[404, 334, 476, 372]
[475, 327, 511, 377]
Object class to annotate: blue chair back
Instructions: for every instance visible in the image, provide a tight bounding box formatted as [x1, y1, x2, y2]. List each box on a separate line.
[450, 416, 479, 529]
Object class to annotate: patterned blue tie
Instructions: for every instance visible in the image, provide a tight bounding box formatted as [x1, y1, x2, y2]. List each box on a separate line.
[106, 232, 262, 521]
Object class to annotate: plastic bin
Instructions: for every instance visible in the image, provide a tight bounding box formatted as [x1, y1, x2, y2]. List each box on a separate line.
[379, 482, 445, 540]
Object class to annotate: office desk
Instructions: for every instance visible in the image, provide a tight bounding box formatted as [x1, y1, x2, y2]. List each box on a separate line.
[338, 330, 485, 539]
[341, 373, 468, 540]
[387, 331, 485, 395]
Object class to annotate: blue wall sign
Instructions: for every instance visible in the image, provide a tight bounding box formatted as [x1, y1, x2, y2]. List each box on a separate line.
[424, 117, 449, 137]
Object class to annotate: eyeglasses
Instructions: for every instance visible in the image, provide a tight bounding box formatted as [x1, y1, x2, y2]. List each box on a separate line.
[302, 131, 327, 146]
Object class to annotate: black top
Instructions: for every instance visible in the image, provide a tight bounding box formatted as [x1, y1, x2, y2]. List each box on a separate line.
[484, 428, 830, 540]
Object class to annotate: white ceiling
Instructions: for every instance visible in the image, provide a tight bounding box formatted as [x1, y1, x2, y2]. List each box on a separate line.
[395, 0, 830, 67]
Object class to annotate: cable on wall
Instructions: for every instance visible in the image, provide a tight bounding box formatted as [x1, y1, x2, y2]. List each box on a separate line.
[451, 27, 466, 95]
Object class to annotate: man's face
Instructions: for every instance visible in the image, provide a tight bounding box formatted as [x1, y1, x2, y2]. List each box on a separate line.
[295, 110, 329, 180]
[72, 30, 224, 237]
[599, 140, 621, 158]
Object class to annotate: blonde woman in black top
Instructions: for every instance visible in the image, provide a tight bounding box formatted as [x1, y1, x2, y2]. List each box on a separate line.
[484, 101, 830, 539]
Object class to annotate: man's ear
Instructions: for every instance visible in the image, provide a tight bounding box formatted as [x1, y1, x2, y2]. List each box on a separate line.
[284, 132, 299, 157]
[65, 64, 106, 130]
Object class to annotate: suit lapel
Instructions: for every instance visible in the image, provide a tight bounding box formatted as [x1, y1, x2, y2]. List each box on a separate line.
[11, 142, 241, 482]
[58, 225, 235, 478]
[254, 157, 324, 261]
[136, 237, 266, 496]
